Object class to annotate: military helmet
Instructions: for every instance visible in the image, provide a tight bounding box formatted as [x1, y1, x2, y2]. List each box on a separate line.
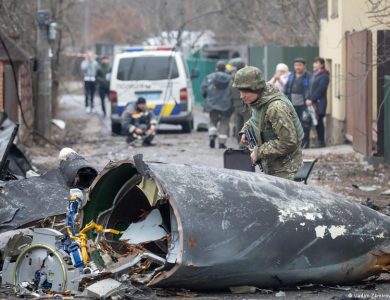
[232, 66, 265, 91]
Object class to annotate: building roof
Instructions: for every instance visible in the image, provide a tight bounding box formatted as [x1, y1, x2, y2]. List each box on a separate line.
[0, 30, 30, 62]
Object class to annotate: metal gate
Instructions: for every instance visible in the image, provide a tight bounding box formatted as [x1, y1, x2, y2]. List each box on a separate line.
[345, 30, 372, 155]
[384, 76, 390, 163]
[377, 30, 390, 158]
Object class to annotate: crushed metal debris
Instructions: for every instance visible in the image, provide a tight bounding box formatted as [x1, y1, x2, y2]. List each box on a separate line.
[0, 154, 389, 298]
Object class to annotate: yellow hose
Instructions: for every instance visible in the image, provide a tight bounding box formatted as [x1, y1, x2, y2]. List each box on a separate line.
[66, 221, 124, 265]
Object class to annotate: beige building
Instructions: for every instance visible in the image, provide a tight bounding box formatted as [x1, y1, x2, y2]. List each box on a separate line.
[319, 0, 389, 156]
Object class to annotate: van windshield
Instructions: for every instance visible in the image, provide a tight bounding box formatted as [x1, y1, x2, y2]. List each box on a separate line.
[117, 56, 179, 81]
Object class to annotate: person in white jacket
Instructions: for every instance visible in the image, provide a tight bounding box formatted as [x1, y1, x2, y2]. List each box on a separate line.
[268, 63, 290, 93]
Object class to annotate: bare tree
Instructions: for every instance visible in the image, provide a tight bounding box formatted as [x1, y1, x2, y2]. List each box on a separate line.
[214, 0, 326, 46]
[0, 0, 83, 117]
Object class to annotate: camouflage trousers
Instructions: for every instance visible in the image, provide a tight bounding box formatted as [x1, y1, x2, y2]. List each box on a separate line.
[269, 170, 296, 180]
[232, 108, 251, 142]
[262, 147, 303, 181]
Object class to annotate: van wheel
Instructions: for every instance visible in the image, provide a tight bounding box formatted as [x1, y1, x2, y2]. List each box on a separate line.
[182, 120, 193, 133]
[111, 122, 122, 135]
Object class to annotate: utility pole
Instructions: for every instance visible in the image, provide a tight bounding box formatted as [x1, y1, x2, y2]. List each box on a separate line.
[83, 0, 90, 51]
[35, 0, 52, 140]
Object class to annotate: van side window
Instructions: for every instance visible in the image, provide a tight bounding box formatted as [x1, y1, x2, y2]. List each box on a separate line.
[117, 56, 179, 81]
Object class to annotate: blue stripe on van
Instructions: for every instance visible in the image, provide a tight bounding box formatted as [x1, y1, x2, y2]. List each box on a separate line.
[171, 104, 181, 115]
[117, 105, 126, 116]
[116, 103, 182, 117]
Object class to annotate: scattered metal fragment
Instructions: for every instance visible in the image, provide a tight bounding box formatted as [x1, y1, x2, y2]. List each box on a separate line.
[352, 184, 380, 192]
[229, 286, 257, 294]
[85, 278, 122, 299]
[275, 291, 286, 297]
[381, 189, 390, 196]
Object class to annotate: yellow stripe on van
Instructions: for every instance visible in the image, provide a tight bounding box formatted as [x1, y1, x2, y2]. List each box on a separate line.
[147, 104, 156, 110]
[161, 103, 175, 116]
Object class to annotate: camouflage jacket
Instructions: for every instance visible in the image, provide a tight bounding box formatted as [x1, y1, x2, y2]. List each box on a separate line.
[241, 83, 303, 180]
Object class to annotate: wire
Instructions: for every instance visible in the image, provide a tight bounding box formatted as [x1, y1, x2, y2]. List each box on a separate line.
[0, 32, 61, 149]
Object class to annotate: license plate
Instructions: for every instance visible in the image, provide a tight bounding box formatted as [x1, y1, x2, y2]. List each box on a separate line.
[135, 92, 161, 101]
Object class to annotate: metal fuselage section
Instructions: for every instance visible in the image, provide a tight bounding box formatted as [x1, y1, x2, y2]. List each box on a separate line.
[83, 160, 390, 291]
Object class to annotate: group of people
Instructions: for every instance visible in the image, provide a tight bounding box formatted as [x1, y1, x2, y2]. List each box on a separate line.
[201, 56, 330, 181]
[80, 51, 111, 117]
[201, 56, 329, 151]
[271, 57, 330, 148]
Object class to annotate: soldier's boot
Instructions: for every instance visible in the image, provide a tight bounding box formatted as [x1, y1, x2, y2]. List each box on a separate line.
[218, 134, 227, 149]
[209, 135, 217, 148]
[208, 126, 218, 148]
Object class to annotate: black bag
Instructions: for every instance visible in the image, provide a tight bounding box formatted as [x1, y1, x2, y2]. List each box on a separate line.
[223, 148, 255, 172]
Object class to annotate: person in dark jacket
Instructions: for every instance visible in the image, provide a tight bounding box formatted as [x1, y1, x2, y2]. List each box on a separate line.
[122, 97, 157, 146]
[306, 56, 330, 148]
[284, 57, 311, 123]
[200, 61, 232, 149]
[81, 51, 99, 113]
[96, 56, 111, 117]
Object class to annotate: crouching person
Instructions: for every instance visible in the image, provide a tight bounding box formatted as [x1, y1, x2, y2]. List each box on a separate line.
[122, 97, 157, 146]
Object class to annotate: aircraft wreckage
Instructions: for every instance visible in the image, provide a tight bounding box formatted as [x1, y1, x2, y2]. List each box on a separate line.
[1, 153, 390, 296]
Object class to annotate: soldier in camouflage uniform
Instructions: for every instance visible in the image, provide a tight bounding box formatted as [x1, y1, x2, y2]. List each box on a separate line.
[233, 66, 304, 180]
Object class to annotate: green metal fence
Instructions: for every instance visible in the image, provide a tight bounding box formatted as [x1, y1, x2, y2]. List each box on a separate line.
[186, 57, 219, 104]
[384, 76, 390, 163]
[249, 46, 319, 80]
[186, 45, 319, 104]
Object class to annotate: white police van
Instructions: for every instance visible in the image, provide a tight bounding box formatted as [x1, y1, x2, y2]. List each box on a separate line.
[109, 46, 196, 134]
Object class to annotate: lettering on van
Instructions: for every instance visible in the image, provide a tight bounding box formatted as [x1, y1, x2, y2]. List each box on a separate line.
[116, 82, 152, 89]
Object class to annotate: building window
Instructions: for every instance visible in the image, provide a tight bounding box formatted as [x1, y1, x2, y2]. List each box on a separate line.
[331, 0, 339, 18]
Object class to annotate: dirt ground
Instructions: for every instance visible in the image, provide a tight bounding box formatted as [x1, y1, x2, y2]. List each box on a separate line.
[18, 93, 390, 299]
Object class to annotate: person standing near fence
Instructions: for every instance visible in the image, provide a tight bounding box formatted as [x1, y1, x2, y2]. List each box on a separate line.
[284, 58, 311, 123]
[306, 56, 330, 148]
[96, 56, 111, 117]
[200, 61, 232, 149]
[268, 63, 290, 92]
[81, 51, 99, 113]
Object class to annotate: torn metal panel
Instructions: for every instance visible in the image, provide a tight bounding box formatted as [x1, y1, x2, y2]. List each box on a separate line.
[0, 150, 97, 233]
[84, 160, 390, 290]
[137, 177, 160, 206]
[0, 169, 70, 233]
[0, 122, 33, 179]
[120, 209, 167, 244]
